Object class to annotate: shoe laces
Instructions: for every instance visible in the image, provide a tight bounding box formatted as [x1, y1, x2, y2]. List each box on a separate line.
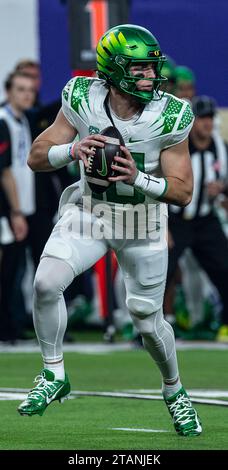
[27, 373, 57, 401]
[168, 393, 196, 426]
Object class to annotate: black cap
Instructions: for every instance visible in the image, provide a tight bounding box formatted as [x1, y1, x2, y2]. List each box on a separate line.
[192, 95, 217, 117]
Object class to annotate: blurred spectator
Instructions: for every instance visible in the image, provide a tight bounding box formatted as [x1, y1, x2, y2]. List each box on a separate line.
[165, 96, 228, 341]
[0, 71, 54, 341]
[165, 66, 226, 337]
[13, 61, 92, 338]
[14, 59, 72, 208]
[15, 59, 41, 106]
[164, 64, 197, 331]
[0, 129, 28, 343]
[0, 132, 27, 242]
[14, 59, 61, 139]
[0, 71, 54, 263]
[175, 65, 196, 101]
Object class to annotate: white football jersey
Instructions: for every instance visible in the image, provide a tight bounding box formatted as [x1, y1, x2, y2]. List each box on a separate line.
[61, 76, 194, 212]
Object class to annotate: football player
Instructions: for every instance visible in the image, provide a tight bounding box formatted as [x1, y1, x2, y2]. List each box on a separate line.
[175, 65, 196, 101]
[18, 24, 201, 436]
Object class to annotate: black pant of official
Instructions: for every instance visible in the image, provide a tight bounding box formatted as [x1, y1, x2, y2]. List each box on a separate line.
[0, 210, 53, 341]
[166, 212, 228, 325]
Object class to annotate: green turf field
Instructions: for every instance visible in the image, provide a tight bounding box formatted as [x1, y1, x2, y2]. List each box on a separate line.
[0, 348, 228, 450]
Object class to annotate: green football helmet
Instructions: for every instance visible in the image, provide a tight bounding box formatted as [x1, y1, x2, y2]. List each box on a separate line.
[175, 66, 196, 84]
[96, 24, 166, 103]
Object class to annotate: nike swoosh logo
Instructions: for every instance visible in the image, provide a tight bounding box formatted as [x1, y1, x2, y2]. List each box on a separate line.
[46, 384, 65, 404]
[129, 137, 143, 143]
[97, 149, 108, 177]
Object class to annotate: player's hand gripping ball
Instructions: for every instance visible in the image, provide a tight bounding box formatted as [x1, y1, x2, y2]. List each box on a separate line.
[85, 126, 125, 194]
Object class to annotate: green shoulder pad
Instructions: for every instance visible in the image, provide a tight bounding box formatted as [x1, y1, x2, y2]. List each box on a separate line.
[71, 77, 91, 115]
[177, 102, 194, 131]
[62, 76, 93, 118]
[159, 96, 184, 134]
[62, 78, 74, 103]
[150, 96, 189, 135]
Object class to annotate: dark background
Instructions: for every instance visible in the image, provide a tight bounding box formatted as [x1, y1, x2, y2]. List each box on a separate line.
[38, 0, 228, 106]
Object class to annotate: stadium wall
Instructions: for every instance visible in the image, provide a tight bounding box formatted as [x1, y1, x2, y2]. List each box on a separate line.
[38, 0, 71, 104]
[0, 0, 39, 102]
[130, 0, 228, 106]
[39, 0, 228, 107]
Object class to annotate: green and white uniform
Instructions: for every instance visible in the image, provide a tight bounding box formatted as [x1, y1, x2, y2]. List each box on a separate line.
[42, 76, 194, 316]
[18, 27, 202, 434]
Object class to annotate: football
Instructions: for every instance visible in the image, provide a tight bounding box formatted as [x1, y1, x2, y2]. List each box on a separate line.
[85, 126, 125, 194]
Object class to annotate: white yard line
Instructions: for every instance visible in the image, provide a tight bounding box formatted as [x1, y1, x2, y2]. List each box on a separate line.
[0, 339, 227, 353]
[0, 392, 28, 401]
[123, 389, 228, 398]
[110, 428, 169, 433]
[1, 388, 228, 406]
[69, 390, 228, 406]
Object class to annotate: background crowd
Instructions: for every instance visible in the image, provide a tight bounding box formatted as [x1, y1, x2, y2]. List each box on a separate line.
[0, 3, 228, 346]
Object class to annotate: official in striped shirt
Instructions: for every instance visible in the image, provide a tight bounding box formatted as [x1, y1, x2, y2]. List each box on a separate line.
[166, 96, 228, 339]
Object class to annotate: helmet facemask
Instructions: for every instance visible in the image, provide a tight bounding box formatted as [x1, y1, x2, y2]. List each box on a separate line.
[120, 56, 167, 103]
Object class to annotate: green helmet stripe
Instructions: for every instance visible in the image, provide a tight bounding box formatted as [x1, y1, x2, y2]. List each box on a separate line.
[117, 31, 127, 46]
[103, 34, 117, 53]
[108, 32, 120, 50]
[97, 43, 110, 59]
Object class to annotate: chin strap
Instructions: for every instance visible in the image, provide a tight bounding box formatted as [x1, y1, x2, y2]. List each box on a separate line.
[104, 93, 116, 128]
